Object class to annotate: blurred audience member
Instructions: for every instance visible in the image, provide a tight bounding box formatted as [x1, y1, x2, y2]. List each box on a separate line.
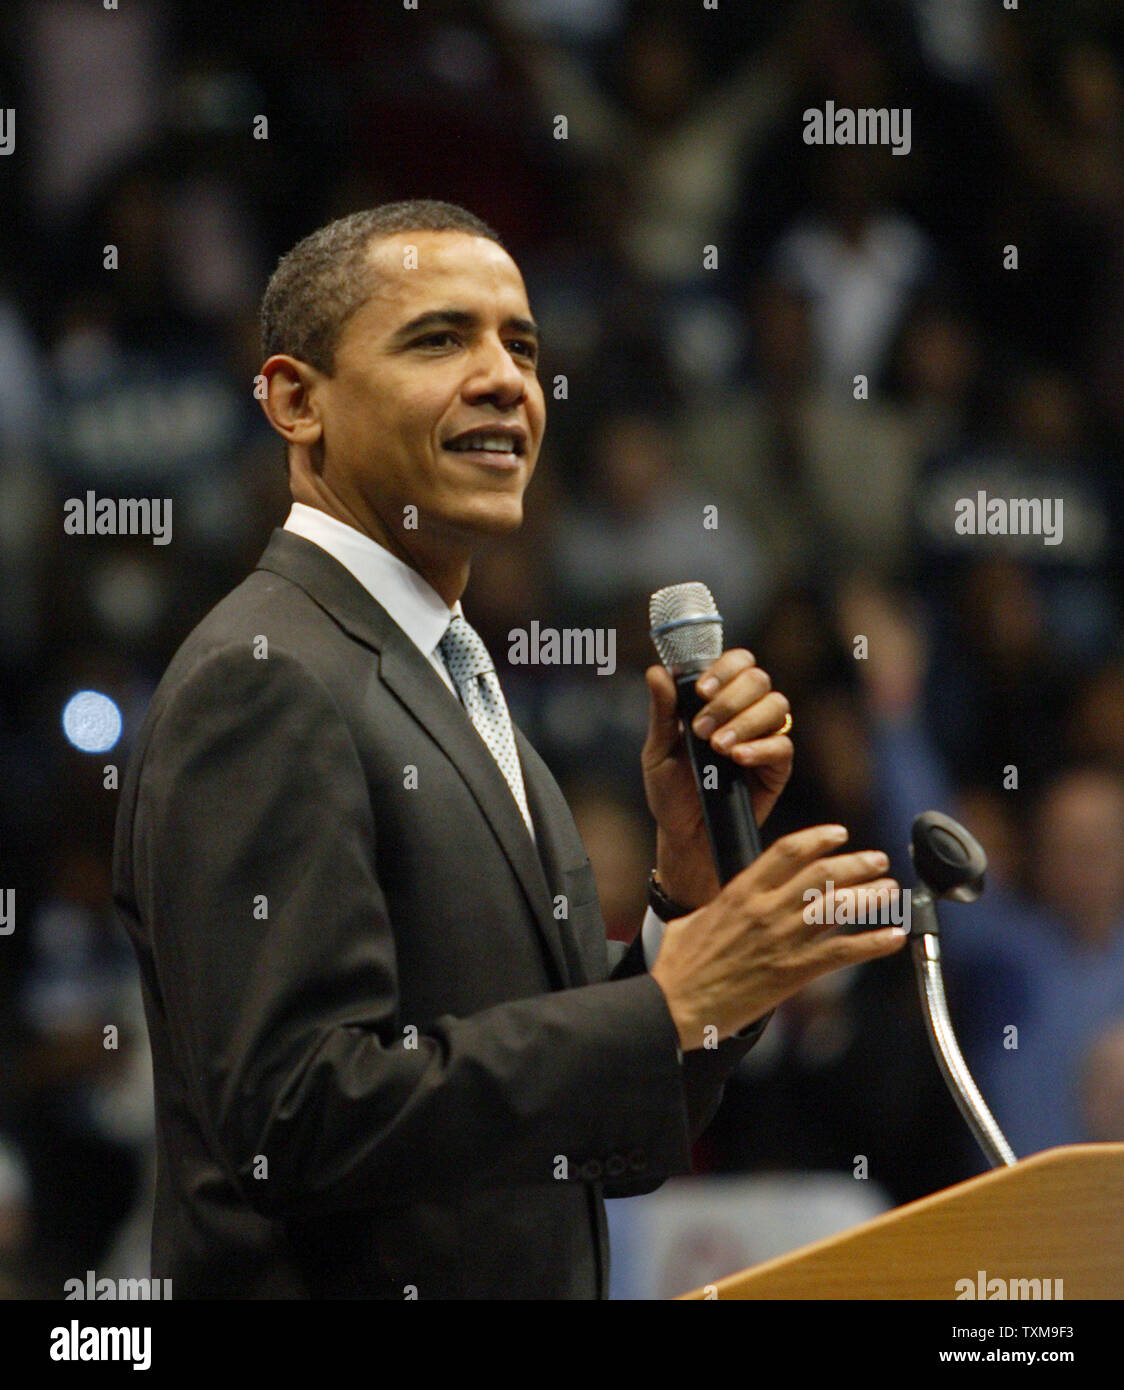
[13, 848, 149, 1282]
[553, 406, 766, 646]
[770, 146, 935, 397]
[1079, 1019, 1124, 1142]
[849, 583, 1124, 1162]
[0, 1136, 33, 1297]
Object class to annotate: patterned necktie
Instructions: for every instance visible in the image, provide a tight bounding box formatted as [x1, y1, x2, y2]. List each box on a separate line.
[438, 613, 533, 835]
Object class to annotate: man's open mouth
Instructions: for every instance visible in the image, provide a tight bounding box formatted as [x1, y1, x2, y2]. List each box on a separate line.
[443, 428, 526, 456]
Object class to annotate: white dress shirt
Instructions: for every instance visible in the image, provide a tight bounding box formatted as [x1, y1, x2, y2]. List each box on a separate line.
[285, 502, 461, 695]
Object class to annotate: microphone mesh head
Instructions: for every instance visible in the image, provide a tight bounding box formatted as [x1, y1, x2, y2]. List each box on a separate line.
[649, 582, 724, 674]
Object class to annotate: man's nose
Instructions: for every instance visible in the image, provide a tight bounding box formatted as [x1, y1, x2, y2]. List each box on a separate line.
[463, 335, 526, 406]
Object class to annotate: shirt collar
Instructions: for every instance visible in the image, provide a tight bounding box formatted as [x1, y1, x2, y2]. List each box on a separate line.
[283, 502, 459, 661]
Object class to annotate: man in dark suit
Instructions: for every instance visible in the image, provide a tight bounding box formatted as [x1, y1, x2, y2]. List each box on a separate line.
[112, 200, 906, 1298]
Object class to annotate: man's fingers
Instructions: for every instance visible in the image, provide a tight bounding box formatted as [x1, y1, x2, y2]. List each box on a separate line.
[729, 729, 795, 768]
[789, 849, 892, 901]
[691, 663, 771, 738]
[642, 665, 682, 760]
[645, 662, 678, 715]
[693, 684, 789, 749]
[802, 923, 910, 976]
[730, 823, 850, 894]
[799, 878, 903, 937]
[694, 648, 756, 701]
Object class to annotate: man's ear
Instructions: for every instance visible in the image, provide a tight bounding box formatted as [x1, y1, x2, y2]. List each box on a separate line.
[259, 355, 324, 454]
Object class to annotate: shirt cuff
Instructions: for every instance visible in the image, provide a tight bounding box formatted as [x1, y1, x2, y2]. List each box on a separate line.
[640, 907, 682, 1064]
[642, 907, 773, 1056]
[641, 906, 668, 973]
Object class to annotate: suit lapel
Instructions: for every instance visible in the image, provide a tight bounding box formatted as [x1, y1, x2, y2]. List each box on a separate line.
[256, 529, 576, 989]
[516, 730, 590, 986]
[377, 643, 576, 988]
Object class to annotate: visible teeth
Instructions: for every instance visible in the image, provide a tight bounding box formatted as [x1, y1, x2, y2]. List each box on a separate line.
[448, 433, 517, 453]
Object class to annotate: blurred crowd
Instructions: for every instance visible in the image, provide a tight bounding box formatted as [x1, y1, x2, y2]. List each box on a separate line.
[2, 0, 1124, 1295]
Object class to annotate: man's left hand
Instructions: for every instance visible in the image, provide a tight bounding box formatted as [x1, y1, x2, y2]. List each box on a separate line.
[642, 650, 793, 911]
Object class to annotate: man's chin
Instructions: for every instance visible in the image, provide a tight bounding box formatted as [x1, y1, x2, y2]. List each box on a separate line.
[447, 497, 526, 539]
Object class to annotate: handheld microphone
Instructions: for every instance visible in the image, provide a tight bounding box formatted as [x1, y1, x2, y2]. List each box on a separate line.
[649, 582, 762, 884]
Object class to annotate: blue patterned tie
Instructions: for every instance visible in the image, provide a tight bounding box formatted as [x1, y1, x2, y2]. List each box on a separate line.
[438, 614, 533, 835]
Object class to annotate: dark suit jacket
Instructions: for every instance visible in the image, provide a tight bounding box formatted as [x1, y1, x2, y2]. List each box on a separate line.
[111, 528, 765, 1298]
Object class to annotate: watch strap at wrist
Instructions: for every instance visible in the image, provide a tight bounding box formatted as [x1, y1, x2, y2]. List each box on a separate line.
[647, 869, 692, 922]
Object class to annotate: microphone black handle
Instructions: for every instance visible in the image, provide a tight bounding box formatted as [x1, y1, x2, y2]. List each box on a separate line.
[676, 675, 763, 884]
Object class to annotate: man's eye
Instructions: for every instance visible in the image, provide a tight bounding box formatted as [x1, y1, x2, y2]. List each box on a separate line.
[509, 340, 538, 361]
[416, 332, 458, 349]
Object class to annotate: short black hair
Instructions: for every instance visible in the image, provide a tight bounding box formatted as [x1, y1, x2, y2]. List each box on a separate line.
[260, 200, 503, 375]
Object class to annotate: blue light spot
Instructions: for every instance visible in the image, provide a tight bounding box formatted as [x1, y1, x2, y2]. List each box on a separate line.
[62, 690, 122, 753]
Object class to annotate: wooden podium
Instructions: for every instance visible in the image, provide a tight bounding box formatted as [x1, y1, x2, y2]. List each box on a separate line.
[679, 1144, 1124, 1299]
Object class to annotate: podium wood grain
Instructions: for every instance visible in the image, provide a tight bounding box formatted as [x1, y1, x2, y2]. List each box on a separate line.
[679, 1144, 1124, 1299]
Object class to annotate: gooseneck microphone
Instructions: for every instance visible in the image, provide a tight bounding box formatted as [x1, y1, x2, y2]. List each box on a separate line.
[907, 811, 1017, 1169]
[649, 583, 762, 884]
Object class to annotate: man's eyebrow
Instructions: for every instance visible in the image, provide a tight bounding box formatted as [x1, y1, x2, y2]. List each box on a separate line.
[505, 316, 539, 341]
[389, 309, 540, 345]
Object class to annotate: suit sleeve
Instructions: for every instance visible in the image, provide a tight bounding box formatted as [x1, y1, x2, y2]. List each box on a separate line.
[608, 925, 770, 1148]
[130, 644, 695, 1219]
